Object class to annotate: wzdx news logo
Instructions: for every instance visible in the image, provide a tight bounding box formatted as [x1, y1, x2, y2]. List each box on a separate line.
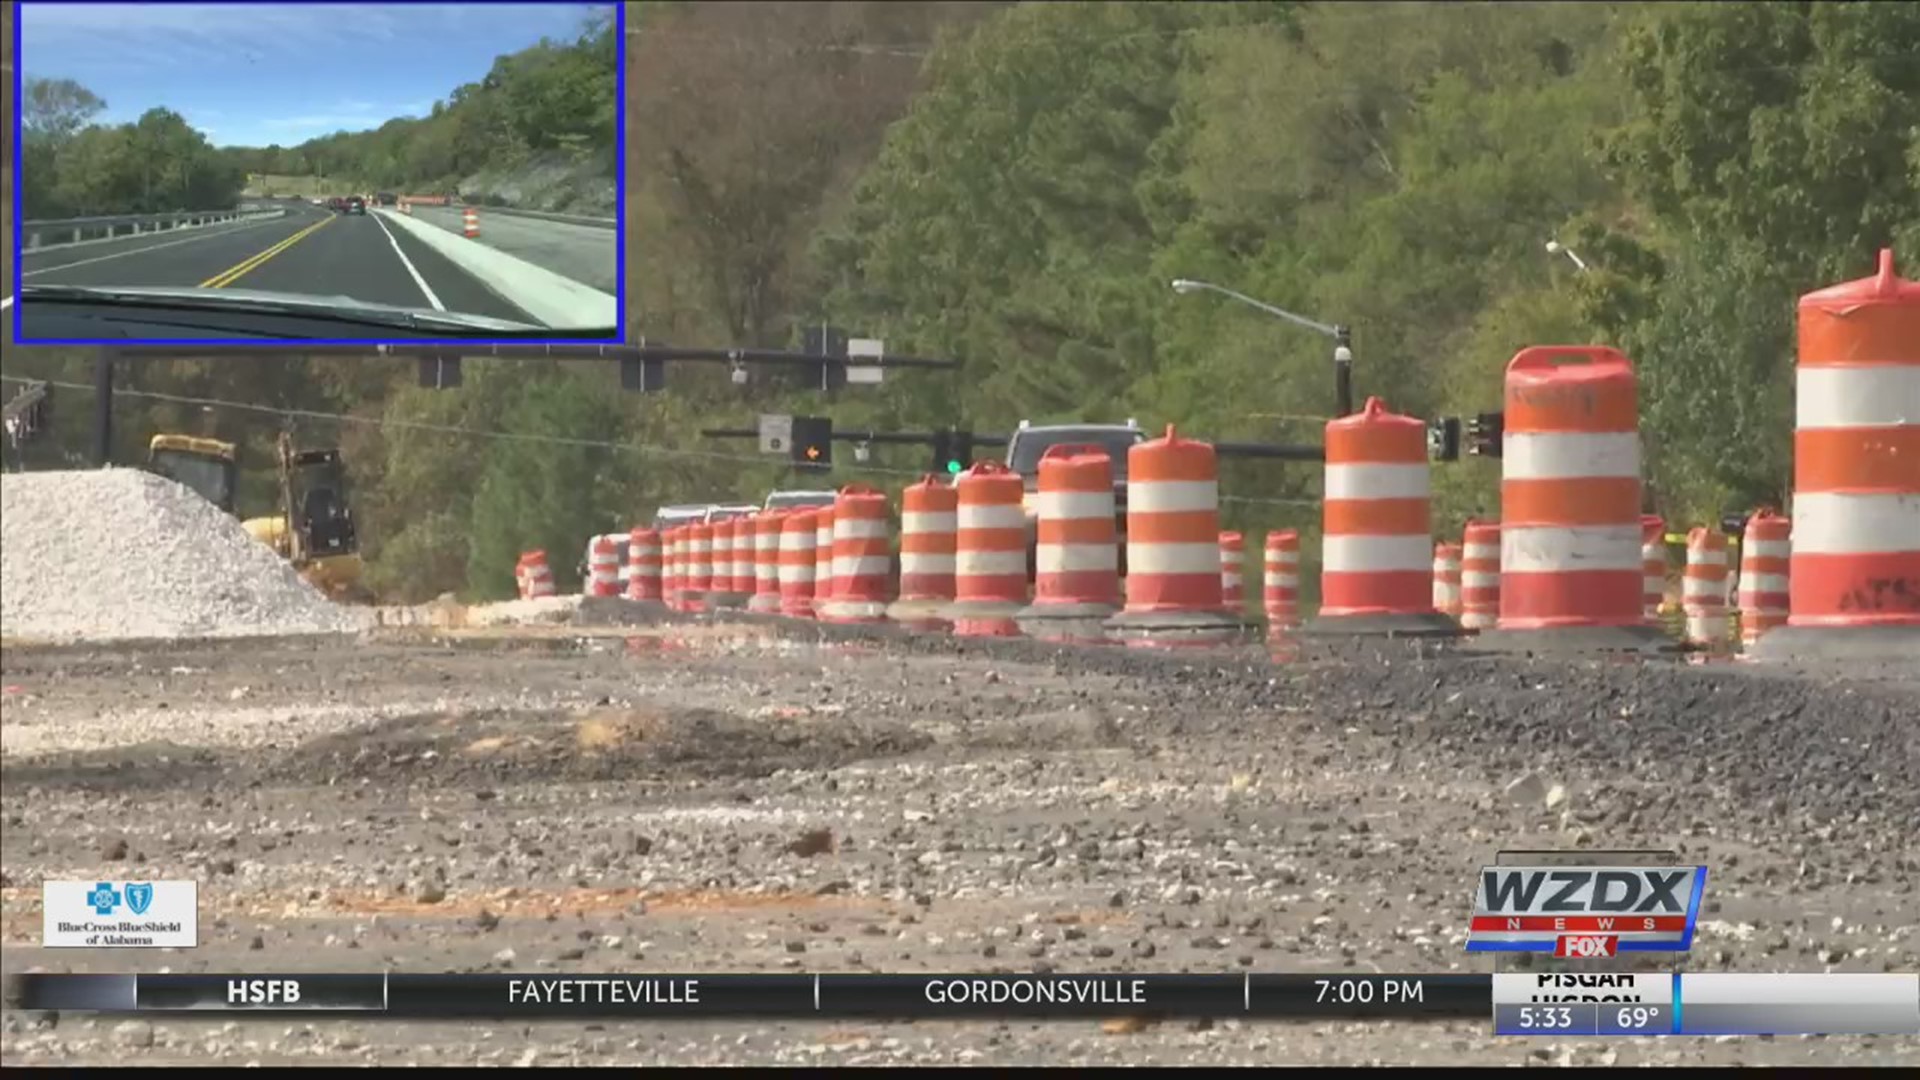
[1466, 856, 1707, 960]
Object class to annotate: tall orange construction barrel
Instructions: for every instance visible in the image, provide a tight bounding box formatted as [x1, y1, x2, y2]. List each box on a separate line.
[1481, 345, 1671, 653]
[1757, 248, 1920, 662]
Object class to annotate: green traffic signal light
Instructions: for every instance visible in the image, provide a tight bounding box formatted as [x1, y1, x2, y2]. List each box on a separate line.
[945, 459, 963, 474]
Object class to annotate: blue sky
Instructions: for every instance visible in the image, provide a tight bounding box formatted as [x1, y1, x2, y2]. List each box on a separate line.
[19, 1, 615, 148]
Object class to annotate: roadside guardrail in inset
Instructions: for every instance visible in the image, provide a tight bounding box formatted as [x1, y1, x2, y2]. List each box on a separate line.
[21, 209, 287, 252]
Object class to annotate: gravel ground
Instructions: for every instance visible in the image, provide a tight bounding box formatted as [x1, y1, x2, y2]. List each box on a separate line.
[0, 470, 366, 645]
[2, 615, 1916, 1066]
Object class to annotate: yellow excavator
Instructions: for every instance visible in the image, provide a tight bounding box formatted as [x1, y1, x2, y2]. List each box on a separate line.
[145, 431, 371, 603]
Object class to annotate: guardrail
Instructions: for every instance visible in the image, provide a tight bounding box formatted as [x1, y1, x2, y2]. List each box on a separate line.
[408, 202, 617, 231]
[21, 208, 286, 252]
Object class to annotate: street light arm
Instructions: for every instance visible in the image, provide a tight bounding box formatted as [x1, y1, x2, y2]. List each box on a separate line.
[1169, 279, 1342, 338]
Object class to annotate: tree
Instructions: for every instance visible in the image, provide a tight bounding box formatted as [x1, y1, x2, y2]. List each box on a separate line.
[630, 1, 997, 344]
[1593, 0, 1920, 522]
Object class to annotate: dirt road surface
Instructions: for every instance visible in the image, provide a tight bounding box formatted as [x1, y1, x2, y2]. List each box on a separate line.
[3, 616, 1916, 1066]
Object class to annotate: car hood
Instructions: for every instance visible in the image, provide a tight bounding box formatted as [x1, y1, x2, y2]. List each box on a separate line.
[20, 283, 544, 332]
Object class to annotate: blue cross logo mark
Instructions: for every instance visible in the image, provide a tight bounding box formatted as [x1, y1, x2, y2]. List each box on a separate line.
[87, 883, 121, 915]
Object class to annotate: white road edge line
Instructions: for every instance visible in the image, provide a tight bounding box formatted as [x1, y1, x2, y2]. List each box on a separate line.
[372, 212, 446, 312]
[20, 216, 301, 279]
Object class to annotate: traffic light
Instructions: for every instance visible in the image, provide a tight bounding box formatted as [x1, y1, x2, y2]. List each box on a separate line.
[791, 415, 832, 471]
[1466, 411, 1505, 458]
[620, 353, 665, 392]
[1426, 417, 1460, 462]
[932, 429, 975, 475]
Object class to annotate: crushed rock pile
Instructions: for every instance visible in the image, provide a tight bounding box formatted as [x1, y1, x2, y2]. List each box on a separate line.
[1, 468, 366, 644]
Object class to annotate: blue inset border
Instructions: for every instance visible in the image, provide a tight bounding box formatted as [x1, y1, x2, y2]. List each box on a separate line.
[9, 0, 626, 348]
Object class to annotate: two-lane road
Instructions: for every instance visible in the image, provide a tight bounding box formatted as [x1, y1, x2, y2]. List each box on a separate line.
[18, 202, 542, 326]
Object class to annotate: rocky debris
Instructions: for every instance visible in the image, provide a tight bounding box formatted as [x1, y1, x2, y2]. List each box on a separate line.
[0, 469, 364, 644]
[1, 622, 1915, 1068]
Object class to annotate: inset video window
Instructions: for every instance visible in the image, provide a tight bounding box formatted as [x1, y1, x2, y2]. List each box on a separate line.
[10, 1, 623, 345]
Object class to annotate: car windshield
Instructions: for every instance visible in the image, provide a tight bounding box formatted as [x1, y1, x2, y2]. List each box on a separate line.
[15, 3, 619, 337]
[1008, 430, 1143, 482]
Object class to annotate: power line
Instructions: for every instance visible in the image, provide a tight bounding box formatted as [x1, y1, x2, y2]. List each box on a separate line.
[0, 374, 1322, 508]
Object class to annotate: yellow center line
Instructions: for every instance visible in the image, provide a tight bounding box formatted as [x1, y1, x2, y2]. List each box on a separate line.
[200, 214, 335, 289]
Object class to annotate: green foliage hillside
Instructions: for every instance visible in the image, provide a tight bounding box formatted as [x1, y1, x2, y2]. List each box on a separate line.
[8, 1, 1918, 605]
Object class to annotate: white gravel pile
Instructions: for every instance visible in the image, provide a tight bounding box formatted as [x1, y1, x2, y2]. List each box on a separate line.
[1, 468, 367, 643]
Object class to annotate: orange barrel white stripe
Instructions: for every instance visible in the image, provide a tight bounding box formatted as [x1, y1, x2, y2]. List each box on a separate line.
[1738, 509, 1791, 647]
[1317, 397, 1444, 628]
[586, 534, 620, 597]
[463, 207, 479, 238]
[1219, 531, 1245, 612]
[514, 555, 529, 600]
[890, 476, 958, 629]
[1017, 447, 1119, 641]
[627, 527, 662, 603]
[1432, 542, 1462, 619]
[748, 511, 786, 614]
[1498, 346, 1644, 629]
[1683, 526, 1730, 647]
[1263, 530, 1301, 629]
[1641, 516, 1666, 620]
[1107, 426, 1243, 645]
[1459, 521, 1500, 631]
[945, 461, 1030, 637]
[521, 549, 555, 599]
[812, 507, 836, 612]
[685, 523, 712, 613]
[778, 510, 819, 619]
[822, 486, 892, 623]
[1789, 248, 1920, 630]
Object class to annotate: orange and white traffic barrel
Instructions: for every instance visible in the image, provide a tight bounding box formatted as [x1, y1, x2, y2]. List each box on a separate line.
[888, 476, 958, 630]
[521, 549, 555, 599]
[820, 486, 892, 623]
[943, 461, 1030, 637]
[685, 523, 712, 614]
[1459, 521, 1500, 632]
[1760, 248, 1920, 661]
[1263, 530, 1301, 630]
[672, 522, 695, 611]
[1310, 397, 1455, 636]
[709, 518, 749, 609]
[1016, 446, 1120, 642]
[778, 510, 819, 619]
[1683, 526, 1731, 649]
[587, 534, 621, 598]
[734, 517, 758, 597]
[627, 527, 662, 604]
[1641, 516, 1667, 622]
[812, 507, 836, 615]
[1105, 426, 1244, 646]
[1738, 509, 1791, 649]
[1432, 541, 1462, 620]
[748, 511, 786, 614]
[1219, 531, 1246, 613]
[706, 521, 737, 606]
[463, 208, 479, 238]
[1490, 346, 1666, 651]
